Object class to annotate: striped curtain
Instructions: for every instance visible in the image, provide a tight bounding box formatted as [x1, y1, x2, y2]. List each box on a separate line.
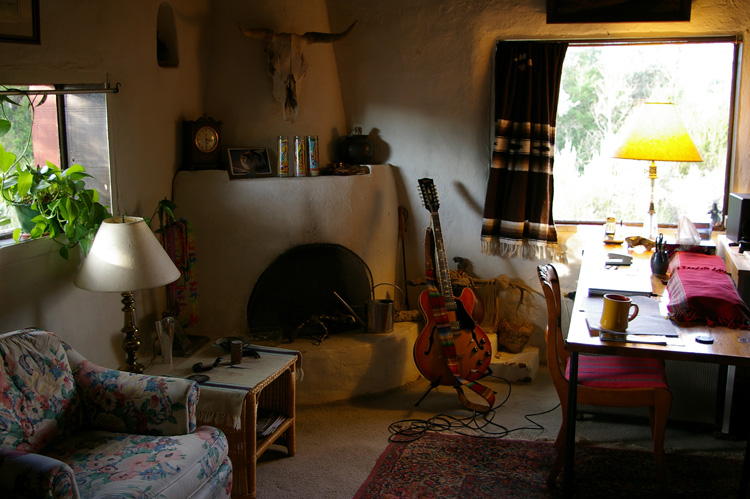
[481, 41, 568, 261]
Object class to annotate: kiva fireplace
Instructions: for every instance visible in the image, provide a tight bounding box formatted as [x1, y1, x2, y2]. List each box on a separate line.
[172, 165, 422, 404]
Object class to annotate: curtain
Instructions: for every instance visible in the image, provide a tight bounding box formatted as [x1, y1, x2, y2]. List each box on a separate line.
[481, 41, 568, 261]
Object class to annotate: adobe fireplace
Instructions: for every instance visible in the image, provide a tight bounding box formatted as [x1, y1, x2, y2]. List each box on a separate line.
[172, 165, 400, 337]
[172, 165, 422, 403]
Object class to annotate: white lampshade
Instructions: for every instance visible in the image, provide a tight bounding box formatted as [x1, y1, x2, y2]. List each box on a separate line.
[75, 216, 180, 292]
[612, 102, 703, 163]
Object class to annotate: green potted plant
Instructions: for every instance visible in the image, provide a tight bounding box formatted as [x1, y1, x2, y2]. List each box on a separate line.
[1, 91, 111, 259]
[0, 145, 111, 259]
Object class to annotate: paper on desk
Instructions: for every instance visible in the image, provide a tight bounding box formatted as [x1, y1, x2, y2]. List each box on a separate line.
[599, 331, 668, 346]
[584, 295, 679, 337]
[585, 319, 685, 347]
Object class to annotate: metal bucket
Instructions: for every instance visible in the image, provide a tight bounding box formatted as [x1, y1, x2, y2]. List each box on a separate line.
[366, 283, 403, 333]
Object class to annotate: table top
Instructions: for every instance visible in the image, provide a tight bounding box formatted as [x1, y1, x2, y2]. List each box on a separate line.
[566, 247, 750, 367]
[150, 343, 301, 393]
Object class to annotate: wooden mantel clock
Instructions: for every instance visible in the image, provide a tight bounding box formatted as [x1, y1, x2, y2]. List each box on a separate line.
[182, 116, 222, 170]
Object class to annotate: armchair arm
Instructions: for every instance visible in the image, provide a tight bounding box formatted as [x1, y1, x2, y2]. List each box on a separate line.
[0, 448, 79, 499]
[74, 360, 198, 436]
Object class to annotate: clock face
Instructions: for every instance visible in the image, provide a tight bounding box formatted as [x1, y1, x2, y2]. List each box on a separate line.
[195, 126, 219, 153]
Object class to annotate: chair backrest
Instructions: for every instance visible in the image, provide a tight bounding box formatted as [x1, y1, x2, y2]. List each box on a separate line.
[537, 264, 570, 394]
[0, 328, 81, 453]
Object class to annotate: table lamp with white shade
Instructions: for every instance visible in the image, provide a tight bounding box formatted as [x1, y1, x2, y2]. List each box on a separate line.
[612, 102, 703, 239]
[75, 216, 180, 373]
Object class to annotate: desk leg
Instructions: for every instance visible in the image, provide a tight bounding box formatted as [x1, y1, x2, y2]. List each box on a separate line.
[249, 395, 258, 499]
[741, 436, 749, 498]
[564, 351, 578, 499]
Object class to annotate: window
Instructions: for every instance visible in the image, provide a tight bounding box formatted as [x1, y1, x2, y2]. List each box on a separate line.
[553, 39, 738, 227]
[0, 84, 112, 238]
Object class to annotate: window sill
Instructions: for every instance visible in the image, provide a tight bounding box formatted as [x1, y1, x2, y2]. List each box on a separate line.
[0, 236, 62, 267]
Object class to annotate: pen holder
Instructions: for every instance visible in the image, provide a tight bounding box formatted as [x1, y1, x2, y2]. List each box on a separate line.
[650, 250, 669, 276]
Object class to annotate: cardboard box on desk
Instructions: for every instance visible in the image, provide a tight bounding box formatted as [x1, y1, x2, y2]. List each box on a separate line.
[664, 240, 716, 257]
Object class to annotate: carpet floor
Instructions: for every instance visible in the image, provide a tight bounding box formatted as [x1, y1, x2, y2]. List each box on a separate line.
[354, 433, 744, 499]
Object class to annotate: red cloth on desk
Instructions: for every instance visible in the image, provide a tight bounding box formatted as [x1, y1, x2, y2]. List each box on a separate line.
[667, 267, 750, 329]
[668, 252, 727, 275]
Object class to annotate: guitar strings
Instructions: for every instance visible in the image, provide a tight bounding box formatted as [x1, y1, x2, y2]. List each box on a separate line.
[387, 373, 560, 443]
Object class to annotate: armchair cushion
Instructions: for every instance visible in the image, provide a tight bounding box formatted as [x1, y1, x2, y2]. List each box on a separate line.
[44, 426, 229, 499]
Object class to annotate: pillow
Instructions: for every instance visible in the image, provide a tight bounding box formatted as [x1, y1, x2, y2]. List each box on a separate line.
[667, 267, 750, 329]
[668, 252, 726, 276]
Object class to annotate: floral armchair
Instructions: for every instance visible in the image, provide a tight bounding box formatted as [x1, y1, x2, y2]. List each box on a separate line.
[0, 328, 232, 499]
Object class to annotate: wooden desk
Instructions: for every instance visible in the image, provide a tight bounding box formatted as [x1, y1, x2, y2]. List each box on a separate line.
[564, 250, 750, 498]
[148, 344, 300, 499]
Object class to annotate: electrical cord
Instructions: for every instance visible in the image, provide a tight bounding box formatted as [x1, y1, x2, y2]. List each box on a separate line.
[388, 372, 561, 443]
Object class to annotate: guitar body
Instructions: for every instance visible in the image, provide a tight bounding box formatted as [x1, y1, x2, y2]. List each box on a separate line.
[415, 286, 492, 385]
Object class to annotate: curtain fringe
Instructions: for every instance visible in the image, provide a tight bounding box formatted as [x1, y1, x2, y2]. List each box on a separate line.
[481, 236, 567, 264]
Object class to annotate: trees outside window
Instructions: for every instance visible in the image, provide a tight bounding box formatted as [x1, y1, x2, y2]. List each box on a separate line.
[553, 41, 735, 227]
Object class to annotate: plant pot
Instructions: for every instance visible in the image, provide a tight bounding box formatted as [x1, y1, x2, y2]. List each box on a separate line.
[12, 203, 40, 234]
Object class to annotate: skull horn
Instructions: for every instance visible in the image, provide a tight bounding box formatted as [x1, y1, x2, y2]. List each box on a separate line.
[239, 25, 274, 41]
[302, 21, 357, 44]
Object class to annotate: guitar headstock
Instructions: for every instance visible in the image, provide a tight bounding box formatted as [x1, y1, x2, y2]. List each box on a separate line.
[418, 178, 439, 214]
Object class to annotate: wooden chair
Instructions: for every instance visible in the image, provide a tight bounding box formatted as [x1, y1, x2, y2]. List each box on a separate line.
[537, 264, 672, 487]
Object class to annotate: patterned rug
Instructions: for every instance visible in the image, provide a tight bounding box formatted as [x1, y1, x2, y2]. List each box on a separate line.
[353, 433, 744, 498]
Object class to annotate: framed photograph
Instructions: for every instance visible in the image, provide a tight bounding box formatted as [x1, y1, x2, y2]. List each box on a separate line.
[227, 147, 273, 179]
[547, 0, 691, 24]
[0, 0, 40, 44]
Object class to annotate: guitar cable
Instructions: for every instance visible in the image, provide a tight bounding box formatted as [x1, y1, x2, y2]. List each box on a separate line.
[388, 372, 561, 443]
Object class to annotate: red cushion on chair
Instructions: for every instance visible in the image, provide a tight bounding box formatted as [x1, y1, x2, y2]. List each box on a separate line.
[565, 355, 668, 389]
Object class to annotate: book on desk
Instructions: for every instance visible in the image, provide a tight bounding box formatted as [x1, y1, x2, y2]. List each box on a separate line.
[587, 273, 655, 297]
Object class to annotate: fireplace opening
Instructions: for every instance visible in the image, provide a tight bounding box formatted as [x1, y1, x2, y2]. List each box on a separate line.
[246, 243, 373, 342]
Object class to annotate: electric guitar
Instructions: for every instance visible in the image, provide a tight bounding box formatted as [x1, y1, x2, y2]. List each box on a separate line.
[414, 178, 492, 385]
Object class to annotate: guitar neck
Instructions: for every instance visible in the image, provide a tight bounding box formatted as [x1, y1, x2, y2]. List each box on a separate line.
[430, 212, 456, 312]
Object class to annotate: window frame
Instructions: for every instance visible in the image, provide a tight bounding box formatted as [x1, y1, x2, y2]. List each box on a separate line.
[551, 36, 742, 229]
[0, 82, 116, 240]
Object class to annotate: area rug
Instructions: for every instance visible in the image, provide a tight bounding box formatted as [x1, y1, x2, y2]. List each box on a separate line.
[353, 433, 743, 498]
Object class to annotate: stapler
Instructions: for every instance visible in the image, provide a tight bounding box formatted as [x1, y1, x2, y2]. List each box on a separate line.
[605, 252, 633, 266]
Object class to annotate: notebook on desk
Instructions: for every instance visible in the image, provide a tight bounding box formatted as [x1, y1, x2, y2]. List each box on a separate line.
[587, 274, 654, 297]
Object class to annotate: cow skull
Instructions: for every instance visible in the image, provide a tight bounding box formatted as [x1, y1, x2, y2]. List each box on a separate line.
[241, 21, 357, 122]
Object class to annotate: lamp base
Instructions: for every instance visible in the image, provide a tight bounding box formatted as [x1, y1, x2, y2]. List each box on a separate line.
[120, 291, 145, 373]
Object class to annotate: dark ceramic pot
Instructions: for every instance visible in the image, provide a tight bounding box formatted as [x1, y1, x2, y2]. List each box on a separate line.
[650, 250, 669, 276]
[338, 127, 374, 165]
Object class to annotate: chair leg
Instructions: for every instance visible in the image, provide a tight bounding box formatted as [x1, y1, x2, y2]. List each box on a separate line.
[651, 389, 672, 484]
[547, 421, 566, 487]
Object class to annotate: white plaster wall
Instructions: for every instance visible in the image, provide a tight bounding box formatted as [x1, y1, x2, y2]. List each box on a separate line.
[203, 0, 348, 164]
[0, 0, 211, 367]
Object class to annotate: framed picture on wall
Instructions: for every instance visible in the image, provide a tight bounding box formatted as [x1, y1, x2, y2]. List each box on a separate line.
[547, 0, 692, 24]
[227, 147, 273, 179]
[0, 0, 40, 44]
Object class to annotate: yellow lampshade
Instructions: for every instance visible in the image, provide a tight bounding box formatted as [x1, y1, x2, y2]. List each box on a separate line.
[612, 102, 703, 163]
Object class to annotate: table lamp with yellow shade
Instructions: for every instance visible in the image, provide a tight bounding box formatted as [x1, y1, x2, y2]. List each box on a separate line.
[612, 102, 703, 240]
[75, 216, 180, 373]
